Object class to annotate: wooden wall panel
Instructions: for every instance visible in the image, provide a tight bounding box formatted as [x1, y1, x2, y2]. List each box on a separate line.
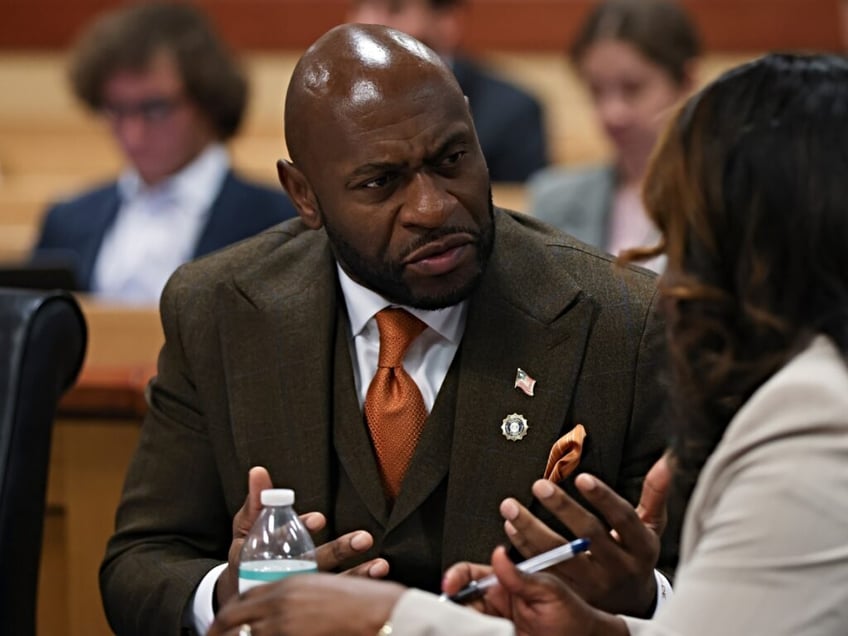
[0, 0, 842, 52]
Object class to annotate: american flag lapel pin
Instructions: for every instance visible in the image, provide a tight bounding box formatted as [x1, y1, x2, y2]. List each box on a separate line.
[514, 368, 536, 397]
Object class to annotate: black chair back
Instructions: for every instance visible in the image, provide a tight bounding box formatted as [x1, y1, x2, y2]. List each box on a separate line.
[0, 288, 87, 635]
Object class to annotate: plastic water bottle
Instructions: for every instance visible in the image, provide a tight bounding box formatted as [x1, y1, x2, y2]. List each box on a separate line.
[238, 488, 318, 593]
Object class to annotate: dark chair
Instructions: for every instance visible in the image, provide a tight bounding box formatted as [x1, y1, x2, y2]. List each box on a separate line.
[0, 288, 87, 635]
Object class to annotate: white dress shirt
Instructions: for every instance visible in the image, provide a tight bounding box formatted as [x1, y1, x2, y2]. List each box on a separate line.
[92, 143, 229, 304]
[337, 264, 467, 411]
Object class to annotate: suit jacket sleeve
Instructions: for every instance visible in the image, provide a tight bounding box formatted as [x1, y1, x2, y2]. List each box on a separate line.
[99, 270, 233, 636]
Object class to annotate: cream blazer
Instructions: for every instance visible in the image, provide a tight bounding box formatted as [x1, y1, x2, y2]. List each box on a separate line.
[626, 335, 848, 635]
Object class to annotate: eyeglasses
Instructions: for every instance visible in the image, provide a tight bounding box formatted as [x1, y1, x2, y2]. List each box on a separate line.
[100, 95, 186, 124]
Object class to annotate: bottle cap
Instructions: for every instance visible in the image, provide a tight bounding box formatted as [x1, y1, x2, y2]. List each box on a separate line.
[260, 488, 295, 507]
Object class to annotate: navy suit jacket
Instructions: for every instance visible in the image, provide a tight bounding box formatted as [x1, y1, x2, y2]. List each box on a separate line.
[33, 171, 297, 291]
[453, 56, 548, 183]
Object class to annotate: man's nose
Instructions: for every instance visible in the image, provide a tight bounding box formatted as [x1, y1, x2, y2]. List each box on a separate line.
[113, 115, 149, 150]
[402, 172, 453, 227]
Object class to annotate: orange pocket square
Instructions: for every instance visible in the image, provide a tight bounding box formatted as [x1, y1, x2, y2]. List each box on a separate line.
[544, 424, 587, 482]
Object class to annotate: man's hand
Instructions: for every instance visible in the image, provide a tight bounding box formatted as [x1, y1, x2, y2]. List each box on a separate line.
[500, 461, 669, 617]
[208, 573, 406, 636]
[215, 466, 390, 608]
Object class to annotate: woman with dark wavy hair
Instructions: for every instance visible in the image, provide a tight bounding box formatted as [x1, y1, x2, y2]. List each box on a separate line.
[471, 52, 848, 635]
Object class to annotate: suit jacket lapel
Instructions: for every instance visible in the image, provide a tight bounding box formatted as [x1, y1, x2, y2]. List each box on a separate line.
[332, 307, 391, 526]
[194, 171, 235, 257]
[442, 210, 595, 566]
[218, 229, 337, 529]
[80, 187, 120, 289]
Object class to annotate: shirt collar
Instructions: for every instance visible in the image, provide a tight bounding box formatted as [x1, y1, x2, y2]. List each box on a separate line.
[117, 143, 230, 216]
[337, 263, 466, 344]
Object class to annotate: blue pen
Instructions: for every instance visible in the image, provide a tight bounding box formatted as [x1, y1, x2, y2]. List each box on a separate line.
[442, 538, 591, 604]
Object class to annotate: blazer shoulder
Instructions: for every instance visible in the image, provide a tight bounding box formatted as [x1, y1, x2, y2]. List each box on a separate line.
[45, 181, 119, 216]
[527, 164, 616, 243]
[167, 217, 312, 292]
[37, 181, 120, 249]
[529, 164, 614, 211]
[493, 209, 657, 315]
[454, 57, 541, 113]
[727, 336, 848, 446]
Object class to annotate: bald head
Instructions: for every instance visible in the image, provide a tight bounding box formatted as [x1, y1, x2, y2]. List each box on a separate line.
[285, 23, 463, 166]
[276, 23, 491, 309]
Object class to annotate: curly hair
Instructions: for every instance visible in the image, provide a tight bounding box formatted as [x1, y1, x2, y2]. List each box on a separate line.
[69, 2, 247, 140]
[624, 53, 848, 499]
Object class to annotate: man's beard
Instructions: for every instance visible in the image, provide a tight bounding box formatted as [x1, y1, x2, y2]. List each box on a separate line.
[323, 194, 495, 310]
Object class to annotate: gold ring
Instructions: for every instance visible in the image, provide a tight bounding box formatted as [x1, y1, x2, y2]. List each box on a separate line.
[238, 624, 252, 636]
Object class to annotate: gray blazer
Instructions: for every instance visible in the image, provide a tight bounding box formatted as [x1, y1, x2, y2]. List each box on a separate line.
[100, 208, 668, 635]
[528, 164, 616, 249]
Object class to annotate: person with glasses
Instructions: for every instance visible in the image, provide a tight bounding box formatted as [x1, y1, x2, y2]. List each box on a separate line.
[31, 2, 296, 304]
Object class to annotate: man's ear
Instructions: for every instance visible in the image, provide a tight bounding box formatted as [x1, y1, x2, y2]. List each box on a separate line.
[277, 159, 322, 229]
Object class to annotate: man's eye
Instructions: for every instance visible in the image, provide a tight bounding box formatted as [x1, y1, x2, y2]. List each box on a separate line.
[441, 151, 465, 167]
[362, 174, 393, 189]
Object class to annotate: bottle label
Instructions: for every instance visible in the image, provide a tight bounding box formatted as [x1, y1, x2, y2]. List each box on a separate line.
[238, 559, 318, 593]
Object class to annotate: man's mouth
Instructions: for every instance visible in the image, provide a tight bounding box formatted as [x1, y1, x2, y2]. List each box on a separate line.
[402, 233, 476, 276]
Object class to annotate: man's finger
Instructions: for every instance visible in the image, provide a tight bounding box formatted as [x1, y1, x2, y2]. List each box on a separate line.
[635, 454, 672, 534]
[500, 496, 564, 558]
[573, 474, 650, 555]
[314, 530, 374, 571]
[300, 511, 327, 533]
[232, 466, 273, 537]
[339, 557, 390, 578]
[527, 480, 615, 555]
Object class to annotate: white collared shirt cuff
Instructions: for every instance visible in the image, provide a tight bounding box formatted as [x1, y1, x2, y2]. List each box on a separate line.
[652, 569, 673, 615]
[186, 563, 228, 634]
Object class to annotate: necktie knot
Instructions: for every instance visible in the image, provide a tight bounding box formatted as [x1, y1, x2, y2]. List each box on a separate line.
[374, 308, 426, 368]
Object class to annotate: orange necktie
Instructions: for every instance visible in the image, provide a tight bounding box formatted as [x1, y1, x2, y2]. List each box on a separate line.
[364, 308, 428, 501]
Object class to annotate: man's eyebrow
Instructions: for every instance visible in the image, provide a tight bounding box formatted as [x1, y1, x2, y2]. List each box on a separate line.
[348, 161, 404, 179]
[431, 130, 471, 158]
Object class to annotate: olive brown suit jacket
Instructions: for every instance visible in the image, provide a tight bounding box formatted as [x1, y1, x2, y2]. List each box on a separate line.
[100, 209, 667, 635]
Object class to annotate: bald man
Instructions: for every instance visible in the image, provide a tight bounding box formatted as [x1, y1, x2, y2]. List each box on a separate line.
[100, 24, 669, 635]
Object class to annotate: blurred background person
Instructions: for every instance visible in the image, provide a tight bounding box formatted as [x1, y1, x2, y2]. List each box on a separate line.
[529, 0, 700, 271]
[348, 0, 549, 182]
[32, 2, 296, 304]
